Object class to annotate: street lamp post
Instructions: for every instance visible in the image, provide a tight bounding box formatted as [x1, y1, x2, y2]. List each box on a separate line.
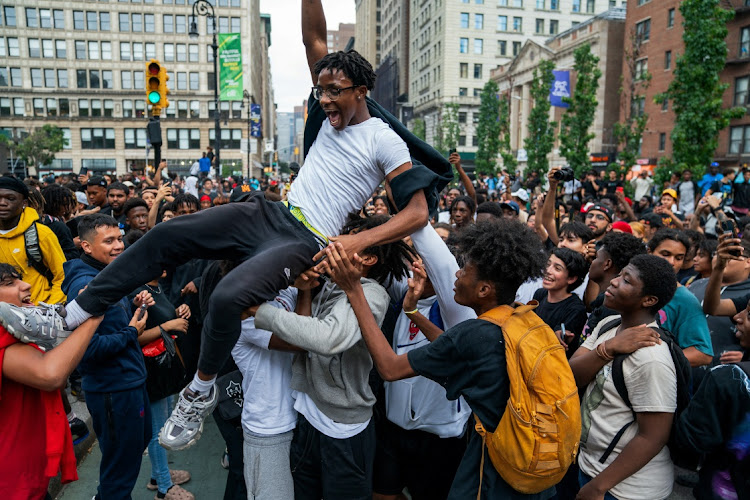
[189, 0, 220, 179]
[241, 90, 252, 179]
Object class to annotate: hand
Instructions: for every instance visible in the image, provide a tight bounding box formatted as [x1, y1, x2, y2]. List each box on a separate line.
[715, 232, 744, 268]
[583, 239, 597, 262]
[175, 304, 191, 319]
[129, 309, 148, 335]
[132, 290, 155, 308]
[313, 233, 368, 272]
[449, 152, 461, 167]
[720, 350, 744, 364]
[241, 305, 260, 320]
[575, 480, 605, 500]
[161, 318, 189, 334]
[554, 330, 569, 350]
[156, 183, 172, 201]
[320, 242, 364, 292]
[697, 197, 709, 213]
[294, 268, 321, 291]
[706, 195, 720, 210]
[78, 206, 101, 216]
[615, 190, 625, 201]
[180, 281, 198, 296]
[547, 166, 561, 186]
[606, 325, 661, 355]
[403, 260, 427, 312]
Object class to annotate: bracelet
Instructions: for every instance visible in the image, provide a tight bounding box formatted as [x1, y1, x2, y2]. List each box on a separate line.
[404, 308, 419, 315]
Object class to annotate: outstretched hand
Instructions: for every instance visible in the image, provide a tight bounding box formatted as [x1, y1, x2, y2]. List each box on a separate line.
[320, 242, 364, 292]
[403, 260, 427, 312]
[313, 233, 369, 273]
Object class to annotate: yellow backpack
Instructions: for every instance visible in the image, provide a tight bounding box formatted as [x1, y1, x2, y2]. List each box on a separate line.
[474, 303, 581, 496]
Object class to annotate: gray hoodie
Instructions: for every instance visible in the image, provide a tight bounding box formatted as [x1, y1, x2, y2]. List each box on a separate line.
[254, 278, 390, 424]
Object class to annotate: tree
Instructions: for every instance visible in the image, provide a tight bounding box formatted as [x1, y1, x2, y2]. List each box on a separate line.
[0, 125, 67, 175]
[412, 118, 426, 141]
[559, 44, 602, 178]
[441, 102, 461, 152]
[613, 29, 650, 181]
[654, 0, 744, 178]
[524, 60, 556, 178]
[475, 81, 503, 175]
[498, 93, 517, 173]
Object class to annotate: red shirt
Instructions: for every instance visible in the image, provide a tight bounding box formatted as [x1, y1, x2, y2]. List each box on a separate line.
[0, 326, 77, 499]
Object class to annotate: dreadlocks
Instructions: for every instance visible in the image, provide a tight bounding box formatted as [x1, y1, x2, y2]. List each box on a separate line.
[41, 185, 76, 219]
[313, 50, 377, 90]
[341, 213, 415, 287]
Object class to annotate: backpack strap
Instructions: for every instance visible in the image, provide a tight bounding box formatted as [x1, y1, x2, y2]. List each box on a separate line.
[599, 353, 636, 463]
[24, 222, 54, 287]
[473, 414, 487, 500]
[593, 317, 622, 341]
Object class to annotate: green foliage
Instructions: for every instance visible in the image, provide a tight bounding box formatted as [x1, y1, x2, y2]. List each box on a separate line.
[498, 93, 517, 172]
[412, 118, 426, 141]
[559, 44, 602, 178]
[0, 125, 67, 171]
[475, 81, 502, 175]
[524, 60, 556, 178]
[441, 102, 460, 152]
[655, 0, 744, 174]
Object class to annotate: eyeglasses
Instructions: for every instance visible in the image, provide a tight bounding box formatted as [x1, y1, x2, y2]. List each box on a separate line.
[585, 212, 609, 222]
[311, 85, 358, 101]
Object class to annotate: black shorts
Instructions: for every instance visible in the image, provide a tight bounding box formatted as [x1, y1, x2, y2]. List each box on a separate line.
[373, 416, 467, 500]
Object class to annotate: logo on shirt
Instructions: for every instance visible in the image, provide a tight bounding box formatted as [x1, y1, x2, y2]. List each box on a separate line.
[226, 380, 243, 408]
[408, 321, 420, 341]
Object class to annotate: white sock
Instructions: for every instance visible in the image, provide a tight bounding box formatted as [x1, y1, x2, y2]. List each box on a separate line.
[67, 411, 77, 423]
[64, 300, 92, 329]
[188, 373, 216, 394]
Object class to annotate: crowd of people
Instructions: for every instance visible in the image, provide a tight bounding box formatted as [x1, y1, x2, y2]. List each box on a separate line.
[1, 2, 750, 500]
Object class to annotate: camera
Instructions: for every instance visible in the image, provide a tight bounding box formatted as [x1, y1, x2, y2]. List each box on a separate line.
[553, 166, 575, 182]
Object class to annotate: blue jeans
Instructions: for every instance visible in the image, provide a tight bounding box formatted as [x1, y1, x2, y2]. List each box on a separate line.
[149, 397, 173, 494]
[578, 471, 618, 500]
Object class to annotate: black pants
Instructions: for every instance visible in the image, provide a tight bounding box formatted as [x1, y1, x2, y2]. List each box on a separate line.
[291, 414, 376, 500]
[75, 194, 321, 374]
[87, 385, 151, 500]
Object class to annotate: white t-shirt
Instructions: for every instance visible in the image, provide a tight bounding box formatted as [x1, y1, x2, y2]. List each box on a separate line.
[293, 391, 370, 439]
[287, 118, 411, 238]
[578, 317, 676, 500]
[231, 288, 298, 436]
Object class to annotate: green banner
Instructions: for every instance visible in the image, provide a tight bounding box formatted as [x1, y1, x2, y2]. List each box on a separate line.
[218, 33, 243, 101]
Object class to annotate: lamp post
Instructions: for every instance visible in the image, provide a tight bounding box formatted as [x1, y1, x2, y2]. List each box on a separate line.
[189, 0, 220, 179]
[241, 90, 253, 179]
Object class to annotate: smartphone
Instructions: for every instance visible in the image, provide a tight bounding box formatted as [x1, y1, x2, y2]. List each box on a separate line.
[721, 220, 741, 257]
[80, 166, 88, 176]
[449, 148, 456, 155]
[137, 303, 148, 320]
[616, 186, 624, 193]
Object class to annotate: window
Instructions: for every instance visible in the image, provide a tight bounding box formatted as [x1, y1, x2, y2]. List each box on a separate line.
[459, 87, 468, 96]
[474, 39, 483, 54]
[572, 0, 581, 12]
[26, 8, 37, 28]
[146, 43, 156, 59]
[735, 76, 749, 106]
[460, 38, 469, 53]
[497, 16, 507, 31]
[78, 99, 89, 117]
[103, 41, 112, 60]
[219, 17, 229, 33]
[88, 41, 99, 60]
[44, 68, 55, 87]
[76, 41, 86, 59]
[667, 8, 675, 28]
[120, 43, 131, 61]
[119, 13, 129, 31]
[57, 69, 68, 88]
[133, 71, 143, 89]
[742, 27, 750, 57]
[77, 69, 87, 88]
[132, 13, 142, 32]
[39, 9, 51, 28]
[189, 44, 199, 62]
[42, 39, 54, 58]
[658, 133, 666, 152]
[512, 0, 522, 6]
[536, 0, 545, 7]
[190, 100, 200, 118]
[53, 10, 64, 29]
[42, 99, 55, 118]
[513, 17, 522, 32]
[550, 20, 558, 34]
[55, 40, 66, 58]
[124, 129, 147, 149]
[458, 135, 466, 147]
[132, 42, 143, 61]
[176, 44, 187, 62]
[635, 58, 648, 80]
[31, 68, 42, 87]
[13, 98, 24, 116]
[586, 0, 594, 12]
[631, 96, 645, 117]
[121, 71, 132, 89]
[100, 12, 110, 31]
[7, 38, 18, 57]
[189, 72, 199, 90]
[169, 129, 201, 149]
[549, 0, 559, 9]
[458, 112, 467, 124]
[87, 11, 97, 31]
[28, 39, 40, 58]
[475, 14, 483, 30]
[498, 40, 507, 56]
[177, 72, 187, 90]
[178, 100, 188, 118]
[164, 43, 174, 62]
[231, 17, 240, 33]
[34, 98, 44, 117]
[460, 13, 469, 29]
[90, 99, 101, 117]
[513, 41, 521, 56]
[175, 15, 186, 33]
[474, 64, 482, 78]
[123, 99, 133, 118]
[635, 19, 651, 42]
[4, 6, 15, 27]
[729, 126, 750, 154]
[102, 70, 113, 89]
[664, 50, 672, 70]
[90, 70, 100, 89]
[460, 62, 468, 78]
[535, 19, 543, 34]
[59, 99, 69, 117]
[0, 68, 5, 86]
[145, 13, 155, 32]
[163, 14, 173, 33]
[0, 98, 10, 116]
[81, 129, 116, 149]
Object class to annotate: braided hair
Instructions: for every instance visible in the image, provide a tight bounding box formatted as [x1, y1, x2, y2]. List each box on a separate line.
[41, 185, 76, 219]
[313, 50, 377, 90]
[341, 213, 415, 287]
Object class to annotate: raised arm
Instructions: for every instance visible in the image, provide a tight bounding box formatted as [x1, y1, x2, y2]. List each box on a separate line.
[542, 168, 561, 245]
[450, 152, 476, 204]
[702, 233, 744, 316]
[302, 0, 329, 84]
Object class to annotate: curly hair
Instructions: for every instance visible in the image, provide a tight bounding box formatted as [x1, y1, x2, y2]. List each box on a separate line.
[453, 219, 547, 305]
[551, 247, 589, 292]
[647, 228, 689, 255]
[41, 185, 76, 219]
[172, 193, 200, 212]
[122, 197, 148, 218]
[628, 254, 678, 314]
[341, 213, 415, 287]
[476, 201, 504, 219]
[313, 50, 377, 90]
[598, 231, 647, 272]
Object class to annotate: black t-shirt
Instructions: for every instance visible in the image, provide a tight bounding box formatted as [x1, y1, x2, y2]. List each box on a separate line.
[603, 180, 622, 193]
[733, 182, 750, 209]
[129, 284, 178, 332]
[532, 289, 587, 356]
[408, 319, 554, 500]
[582, 181, 598, 199]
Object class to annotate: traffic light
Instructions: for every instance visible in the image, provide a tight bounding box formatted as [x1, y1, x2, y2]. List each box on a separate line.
[145, 59, 169, 110]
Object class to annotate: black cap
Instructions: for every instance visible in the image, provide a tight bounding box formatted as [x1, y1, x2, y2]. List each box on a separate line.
[0, 176, 29, 198]
[230, 184, 255, 203]
[641, 212, 664, 228]
[586, 204, 613, 222]
[87, 176, 107, 188]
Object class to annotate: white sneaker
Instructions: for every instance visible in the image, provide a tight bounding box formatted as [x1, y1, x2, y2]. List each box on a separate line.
[159, 384, 218, 451]
[0, 302, 69, 351]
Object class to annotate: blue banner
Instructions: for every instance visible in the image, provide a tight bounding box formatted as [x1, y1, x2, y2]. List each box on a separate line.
[250, 103, 262, 138]
[550, 70, 570, 108]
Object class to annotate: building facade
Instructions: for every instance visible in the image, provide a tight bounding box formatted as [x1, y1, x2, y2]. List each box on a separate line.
[492, 8, 626, 171]
[276, 111, 295, 163]
[0, 0, 272, 178]
[408, 0, 620, 161]
[354, 0, 381, 68]
[327, 22, 355, 53]
[372, 0, 409, 117]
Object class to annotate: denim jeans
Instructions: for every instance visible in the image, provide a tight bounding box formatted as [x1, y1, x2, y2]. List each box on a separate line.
[149, 397, 173, 494]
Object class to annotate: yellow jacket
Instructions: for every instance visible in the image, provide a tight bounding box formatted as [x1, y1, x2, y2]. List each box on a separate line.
[0, 207, 66, 304]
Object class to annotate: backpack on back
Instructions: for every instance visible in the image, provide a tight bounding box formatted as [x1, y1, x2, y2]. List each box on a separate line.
[594, 317, 696, 470]
[474, 303, 581, 495]
[24, 221, 54, 287]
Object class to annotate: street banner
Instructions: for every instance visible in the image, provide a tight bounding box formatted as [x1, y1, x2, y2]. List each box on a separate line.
[550, 70, 570, 108]
[250, 103, 262, 137]
[218, 33, 243, 101]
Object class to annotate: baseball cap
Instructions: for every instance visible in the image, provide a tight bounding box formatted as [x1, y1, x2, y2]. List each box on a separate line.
[641, 212, 664, 228]
[87, 175, 107, 188]
[500, 201, 520, 214]
[123, 181, 135, 188]
[711, 162, 720, 168]
[611, 221, 633, 234]
[511, 189, 529, 202]
[586, 204, 613, 222]
[75, 191, 88, 205]
[230, 184, 255, 203]
[661, 188, 678, 200]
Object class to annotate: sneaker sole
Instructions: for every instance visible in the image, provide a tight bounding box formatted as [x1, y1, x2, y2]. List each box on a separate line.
[158, 420, 204, 452]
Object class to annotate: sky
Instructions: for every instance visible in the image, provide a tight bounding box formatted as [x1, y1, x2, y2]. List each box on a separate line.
[259, 0, 355, 113]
